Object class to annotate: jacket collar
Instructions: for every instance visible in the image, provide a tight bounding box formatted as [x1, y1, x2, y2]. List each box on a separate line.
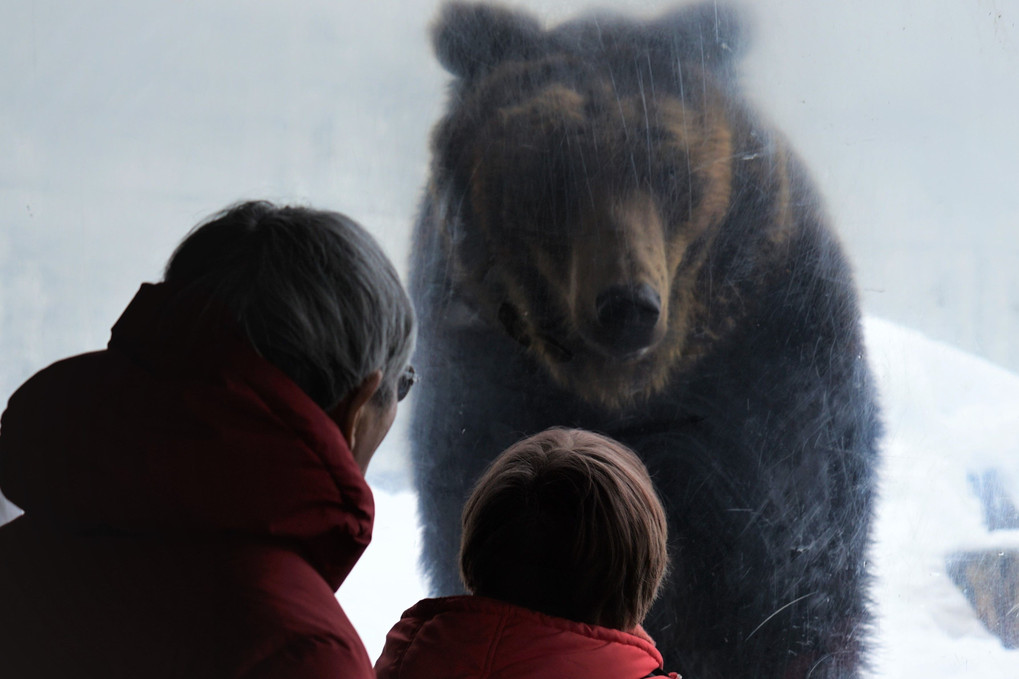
[378, 596, 665, 679]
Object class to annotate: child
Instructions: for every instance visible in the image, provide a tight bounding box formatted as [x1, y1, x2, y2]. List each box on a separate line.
[376, 427, 678, 678]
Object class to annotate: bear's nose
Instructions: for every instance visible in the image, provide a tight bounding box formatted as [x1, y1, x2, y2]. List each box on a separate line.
[594, 283, 661, 356]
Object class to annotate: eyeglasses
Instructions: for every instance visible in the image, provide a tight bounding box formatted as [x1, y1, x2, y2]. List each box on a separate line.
[397, 365, 417, 402]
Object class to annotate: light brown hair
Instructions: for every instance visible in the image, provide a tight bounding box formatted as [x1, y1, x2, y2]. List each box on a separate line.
[459, 427, 669, 630]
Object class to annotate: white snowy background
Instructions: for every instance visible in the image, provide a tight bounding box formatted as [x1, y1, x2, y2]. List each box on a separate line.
[2, 1, 1018, 676]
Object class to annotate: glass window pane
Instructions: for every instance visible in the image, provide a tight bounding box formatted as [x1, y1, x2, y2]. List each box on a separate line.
[1, 2, 1016, 676]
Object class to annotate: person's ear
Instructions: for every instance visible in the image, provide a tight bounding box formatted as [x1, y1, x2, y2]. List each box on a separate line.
[329, 370, 383, 451]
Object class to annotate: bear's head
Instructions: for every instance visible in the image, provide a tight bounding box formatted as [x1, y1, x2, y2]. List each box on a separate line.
[427, 2, 798, 410]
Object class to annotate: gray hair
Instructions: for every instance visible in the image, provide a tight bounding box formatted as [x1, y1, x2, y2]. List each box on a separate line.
[163, 200, 415, 410]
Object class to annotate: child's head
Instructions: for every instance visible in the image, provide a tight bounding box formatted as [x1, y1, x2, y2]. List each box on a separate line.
[459, 427, 669, 631]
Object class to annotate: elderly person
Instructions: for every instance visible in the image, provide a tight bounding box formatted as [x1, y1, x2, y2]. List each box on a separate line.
[0, 201, 415, 678]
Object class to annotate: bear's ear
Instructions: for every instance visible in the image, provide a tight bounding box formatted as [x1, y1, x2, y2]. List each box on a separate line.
[647, 2, 752, 70]
[431, 1, 544, 80]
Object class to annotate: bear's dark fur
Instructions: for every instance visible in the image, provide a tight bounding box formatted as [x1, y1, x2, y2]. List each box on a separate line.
[408, 4, 881, 678]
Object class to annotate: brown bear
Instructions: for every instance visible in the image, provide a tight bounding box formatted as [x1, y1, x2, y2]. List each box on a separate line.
[408, 4, 881, 679]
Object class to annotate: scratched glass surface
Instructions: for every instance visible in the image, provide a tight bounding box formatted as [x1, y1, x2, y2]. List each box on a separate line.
[1, 2, 1017, 676]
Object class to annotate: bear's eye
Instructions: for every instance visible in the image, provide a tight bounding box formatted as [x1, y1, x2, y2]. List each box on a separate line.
[505, 204, 575, 239]
[665, 162, 686, 184]
[663, 151, 691, 181]
[653, 156, 692, 196]
[496, 167, 580, 237]
[499, 195, 567, 238]
[640, 155, 699, 226]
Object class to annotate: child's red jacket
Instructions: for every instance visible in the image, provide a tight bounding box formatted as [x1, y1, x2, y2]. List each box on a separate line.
[375, 596, 677, 679]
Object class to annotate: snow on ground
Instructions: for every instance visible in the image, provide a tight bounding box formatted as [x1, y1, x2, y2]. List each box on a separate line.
[865, 318, 1019, 678]
[343, 317, 1019, 675]
[341, 486, 425, 661]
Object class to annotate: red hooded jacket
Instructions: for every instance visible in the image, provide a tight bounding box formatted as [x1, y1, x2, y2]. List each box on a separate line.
[375, 596, 676, 679]
[0, 283, 376, 678]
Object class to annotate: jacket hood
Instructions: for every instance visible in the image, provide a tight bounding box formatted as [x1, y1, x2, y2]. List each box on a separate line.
[375, 596, 666, 679]
[0, 283, 373, 590]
